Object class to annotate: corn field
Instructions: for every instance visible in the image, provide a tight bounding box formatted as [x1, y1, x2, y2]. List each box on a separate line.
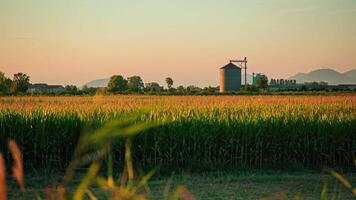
[0, 95, 355, 171]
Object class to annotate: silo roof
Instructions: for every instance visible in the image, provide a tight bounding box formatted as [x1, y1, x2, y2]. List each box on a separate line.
[220, 62, 241, 69]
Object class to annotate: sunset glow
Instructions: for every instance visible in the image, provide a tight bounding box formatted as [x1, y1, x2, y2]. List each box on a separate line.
[1, 0, 355, 86]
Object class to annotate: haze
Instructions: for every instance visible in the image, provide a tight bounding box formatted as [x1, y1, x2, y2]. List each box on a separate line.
[1, 0, 355, 87]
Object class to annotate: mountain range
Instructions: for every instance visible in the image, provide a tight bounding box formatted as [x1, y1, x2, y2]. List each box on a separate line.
[289, 68, 356, 85]
[84, 78, 109, 88]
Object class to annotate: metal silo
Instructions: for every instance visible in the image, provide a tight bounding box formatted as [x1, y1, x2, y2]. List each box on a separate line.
[219, 62, 241, 92]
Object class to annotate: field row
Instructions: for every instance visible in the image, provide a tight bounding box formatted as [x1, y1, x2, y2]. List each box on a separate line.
[0, 95, 355, 171]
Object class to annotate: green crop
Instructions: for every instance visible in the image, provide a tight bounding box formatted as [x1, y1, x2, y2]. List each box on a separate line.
[0, 95, 355, 171]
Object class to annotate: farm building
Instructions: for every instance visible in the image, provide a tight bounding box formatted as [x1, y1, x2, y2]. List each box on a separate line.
[28, 83, 65, 94]
[252, 73, 268, 86]
[219, 62, 241, 92]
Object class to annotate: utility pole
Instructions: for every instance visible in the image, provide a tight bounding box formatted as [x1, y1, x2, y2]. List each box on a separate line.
[244, 57, 247, 87]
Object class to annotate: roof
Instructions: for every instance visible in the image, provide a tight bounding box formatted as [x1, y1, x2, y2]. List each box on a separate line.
[29, 83, 64, 89]
[32, 83, 48, 87]
[48, 85, 64, 89]
[220, 62, 241, 70]
[30, 83, 48, 89]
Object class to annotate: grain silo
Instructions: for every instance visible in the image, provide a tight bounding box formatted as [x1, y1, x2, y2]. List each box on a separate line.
[219, 62, 241, 92]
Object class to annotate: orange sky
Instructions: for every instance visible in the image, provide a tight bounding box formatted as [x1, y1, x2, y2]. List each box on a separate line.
[0, 0, 355, 87]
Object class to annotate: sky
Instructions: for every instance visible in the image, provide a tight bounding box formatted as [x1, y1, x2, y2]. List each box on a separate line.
[0, 0, 355, 87]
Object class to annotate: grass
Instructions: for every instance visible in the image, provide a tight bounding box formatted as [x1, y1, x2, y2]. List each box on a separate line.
[6, 171, 356, 200]
[150, 171, 356, 200]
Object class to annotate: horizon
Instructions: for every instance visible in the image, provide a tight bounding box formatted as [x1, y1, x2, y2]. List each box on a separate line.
[1, 0, 355, 87]
[83, 67, 356, 88]
[3, 66, 356, 87]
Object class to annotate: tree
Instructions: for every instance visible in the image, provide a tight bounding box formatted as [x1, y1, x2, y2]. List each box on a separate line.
[82, 85, 98, 94]
[0, 72, 12, 93]
[186, 85, 201, 93]
[165, 77, 174, 90]
[65, 85, 78, 94]
[82, 85, 89, 91]
[145, 82, 163, 92]
[256, 75, 268, 89]
[203, 86, 217, 93]
[242, 84, 258, 92]
[176, 85, 185, 93]
[107, 75, 128, 92]
[127, 76, 144, 92]
[11, 73, 30, 93]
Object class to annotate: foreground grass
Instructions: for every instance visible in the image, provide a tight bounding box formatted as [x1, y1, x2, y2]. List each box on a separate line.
[7, 171, 356, 200]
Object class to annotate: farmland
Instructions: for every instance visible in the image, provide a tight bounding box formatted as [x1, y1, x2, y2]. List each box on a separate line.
[0, 95, 355, 172]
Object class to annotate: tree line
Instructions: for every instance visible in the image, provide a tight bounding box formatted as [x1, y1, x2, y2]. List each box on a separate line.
[90, 75, 218, 94]
[106, 75, 174, 92]
[0, 72, 30, 94]
[2, 71, 342, 96]
[0, 72, 80, 95]
[0, 72, 219, 95]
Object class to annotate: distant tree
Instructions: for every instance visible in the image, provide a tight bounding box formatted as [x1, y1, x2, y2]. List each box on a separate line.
[319, 81, 328, 87]
[256, 75, 268, 89]
[145, 82, 163, 92]
[65, 85, 78, 94]
[299, 85, 308, 91]
[203, 86, 217, 93]
[186, 85, 201, 93]
[165, 77, 174, 90]
[176, 85, 185, 93]
[11, 73, 30, 93]
[0, 72, 12, 93]
[127, 76, 144, 91]
[82, 85, 98, 94]
[107, 75, 128, 92]
[82, 85, 89, 91]
[242, 84, 258, 92]
[96, 87, 108, 94]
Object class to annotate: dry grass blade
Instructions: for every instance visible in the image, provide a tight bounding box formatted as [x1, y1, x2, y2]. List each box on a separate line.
[107, 153, 114, 189]
[73, 161, 101, 200]
[44, 184, 52, 200]
[86, 189, 98, 200]
[96, 176, 114, 190]
[8, 139, 25, 191]
[352, 188, 356, 196]
[330, 170, 352, 190]
[86, 119, 158, 146]
[295, 193, 302, 200]
[125, 139, 134, 189]
[0, 153, 6, 200]
[138, 168, 156, 189]
[320, 181, 328, 200]
[57, 184, 67, 200]
[176, 186, 196, 200]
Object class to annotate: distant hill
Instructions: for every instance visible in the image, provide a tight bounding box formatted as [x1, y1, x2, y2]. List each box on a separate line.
[289, 68, 356, 85]
[344, 69, 356, 81]
[84, 78, 109, 88]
